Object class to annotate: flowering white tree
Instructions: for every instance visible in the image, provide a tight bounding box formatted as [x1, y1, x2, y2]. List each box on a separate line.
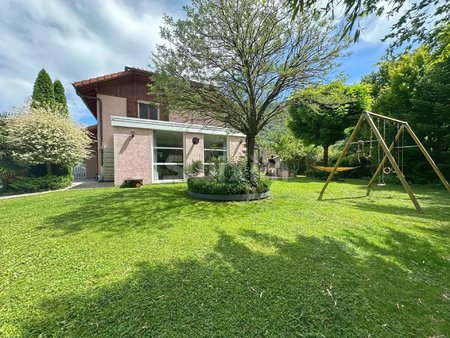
[5, 106, 92, 175]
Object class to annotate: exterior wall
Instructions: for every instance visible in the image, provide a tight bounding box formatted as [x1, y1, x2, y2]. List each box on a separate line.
[113, 126, 153, 186]
[228, 136, 246, 162]
[98, 94, 127, 147]
[169, 112, 226, 127]
[94, 73, 170, 121]
[111, 122, 245, 185]
[185, 133, 204, 165]
[85, 150, 97, 179]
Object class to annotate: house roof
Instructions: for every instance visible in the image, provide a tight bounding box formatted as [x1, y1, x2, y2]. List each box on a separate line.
[72, 66, 152, 88]
[72, 71, 128, 87]
[72, 66, 153, 118]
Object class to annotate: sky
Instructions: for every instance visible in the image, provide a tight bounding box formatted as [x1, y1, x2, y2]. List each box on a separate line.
[0, 0, 400, 126]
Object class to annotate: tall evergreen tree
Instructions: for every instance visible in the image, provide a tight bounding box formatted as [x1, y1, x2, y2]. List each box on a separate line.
[31, 69, 54, 108]
[53, 80, 68, 116]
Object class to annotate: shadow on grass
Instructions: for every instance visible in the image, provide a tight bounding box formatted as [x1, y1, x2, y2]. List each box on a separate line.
[313, 177, 450, 220]
[43, 185, 267, 236]
[345, 199, 450, 222]
[21, 231, 449, 337]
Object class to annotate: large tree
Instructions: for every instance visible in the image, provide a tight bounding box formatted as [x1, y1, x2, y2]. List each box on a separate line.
[53, 80, 69, 116]
[289, 81, 371, 166]
[364, 34, 450, 181]
[31, 69, 54, 108]
[150, 0, 347, 175]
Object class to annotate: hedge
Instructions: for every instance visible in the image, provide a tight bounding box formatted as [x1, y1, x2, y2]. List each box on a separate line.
[187, 177, 270, 195]
[5, 174, 73, 193]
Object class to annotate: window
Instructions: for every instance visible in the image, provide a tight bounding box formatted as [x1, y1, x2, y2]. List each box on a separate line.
[153, 131, 184, 181]
[139, 102, 159, 120]
[204, 134, 227, 176]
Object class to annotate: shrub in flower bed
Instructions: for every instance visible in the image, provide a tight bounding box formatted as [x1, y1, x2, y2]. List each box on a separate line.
[187, 160, 270, 195]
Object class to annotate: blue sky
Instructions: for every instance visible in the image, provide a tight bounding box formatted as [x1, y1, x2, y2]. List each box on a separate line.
[0, 0, 397, 126]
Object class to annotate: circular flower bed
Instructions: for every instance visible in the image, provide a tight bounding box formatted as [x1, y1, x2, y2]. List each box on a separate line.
[187, 176, 270, 201]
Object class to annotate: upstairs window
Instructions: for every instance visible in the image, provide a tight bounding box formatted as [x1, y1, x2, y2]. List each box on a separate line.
[138, 102, 159, 120]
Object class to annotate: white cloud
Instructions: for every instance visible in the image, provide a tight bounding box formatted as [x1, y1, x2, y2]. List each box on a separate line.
[0, 0, 419, 123]
[358, 1, 412, 44]
[0, 0, 180, 124]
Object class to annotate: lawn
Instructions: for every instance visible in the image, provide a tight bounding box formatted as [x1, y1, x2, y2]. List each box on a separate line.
[1, 177, 449, 337]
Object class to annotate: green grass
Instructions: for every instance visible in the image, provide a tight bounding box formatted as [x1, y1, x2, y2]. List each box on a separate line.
[1, 177, 449, 337]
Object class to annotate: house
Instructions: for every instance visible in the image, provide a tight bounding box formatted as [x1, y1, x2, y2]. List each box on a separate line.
[73, 66, 247, 186]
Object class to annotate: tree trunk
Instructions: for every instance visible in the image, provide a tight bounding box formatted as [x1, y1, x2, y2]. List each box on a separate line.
[246, 135, 256, 180]
[323, 145, 329, 167]
[46, 162, 52, 176]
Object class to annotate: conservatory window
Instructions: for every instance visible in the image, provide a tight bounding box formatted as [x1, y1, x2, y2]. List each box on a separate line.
[153, 130, 184, 181]
[204, 134, 227, 176]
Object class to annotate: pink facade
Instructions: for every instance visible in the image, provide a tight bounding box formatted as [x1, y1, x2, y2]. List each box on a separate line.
[185, 133, 204, 164]
[113, 127, 153, 185]
[111, 117, 246, 186]
[73, 67, 247, 186]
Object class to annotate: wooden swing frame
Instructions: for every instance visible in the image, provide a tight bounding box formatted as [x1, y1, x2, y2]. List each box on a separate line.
[318, 111, 450, 213]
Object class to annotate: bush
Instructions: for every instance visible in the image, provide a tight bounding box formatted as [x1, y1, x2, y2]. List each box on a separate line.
[223, 161, 247, 183]
[187, 177, 270, 195]
[185, 160, 203, 177]
[5, 174, 73, 193]
[187, 159, 271, 196]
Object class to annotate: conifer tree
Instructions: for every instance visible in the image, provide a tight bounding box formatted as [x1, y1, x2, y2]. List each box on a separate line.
[31, 69, 54, 108]
[53, 80, 68, 116]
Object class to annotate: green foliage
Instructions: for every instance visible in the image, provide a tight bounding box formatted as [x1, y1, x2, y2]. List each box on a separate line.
[187, 176, 270, 195]
[31, 69, 54, 109]
[258, 116, 320, 173]
[189, 159, 271, 195]
[372, 47, 429, 117]
[185, 160, 203, 177]
[365, 42, 450, 182]
[5, 174, 72, 193]
[0, 113, 27, 186]
[5, 105, 92, 169]
[150, 0, 348, 173]
[222, 161, 248, 184]
[187, 177, 251, 195]
[288, 81, 372, 166]
[53, 80, 68, 116]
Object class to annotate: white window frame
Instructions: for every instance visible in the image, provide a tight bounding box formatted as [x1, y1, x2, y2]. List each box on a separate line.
[138, 100, 160, 121]
[152, 130, 185, 183]
[204, 135, 228, 175]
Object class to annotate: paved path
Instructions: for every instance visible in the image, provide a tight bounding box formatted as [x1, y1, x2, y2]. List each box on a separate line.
[0, 180, 114, 200]
[68, 180, 115, 190]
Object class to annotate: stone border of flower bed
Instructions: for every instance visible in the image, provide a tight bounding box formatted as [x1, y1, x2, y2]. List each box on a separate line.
[188, 190, 270, 201]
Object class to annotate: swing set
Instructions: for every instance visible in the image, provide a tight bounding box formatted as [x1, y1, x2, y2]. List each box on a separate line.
[318, 111, 450, 213]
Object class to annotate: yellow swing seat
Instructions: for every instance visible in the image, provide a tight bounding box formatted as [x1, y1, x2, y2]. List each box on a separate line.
[310, 165, 359, 173]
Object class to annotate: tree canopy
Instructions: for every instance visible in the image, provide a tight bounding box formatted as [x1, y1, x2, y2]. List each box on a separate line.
[363, 36, 450, 181]
[258, 116, 319, 173]
[5, 106, 92, 175]
[150, 0, 347, 173]
[289, 81, 372, 166]
[53, 80, 69, 116]
[31, 69, 54, 109]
